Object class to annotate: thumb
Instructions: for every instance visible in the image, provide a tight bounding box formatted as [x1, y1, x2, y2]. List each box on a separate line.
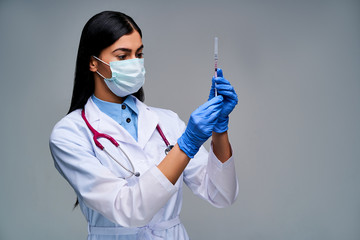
[216, 68, 223, 78]
[208, 76, 216, 100]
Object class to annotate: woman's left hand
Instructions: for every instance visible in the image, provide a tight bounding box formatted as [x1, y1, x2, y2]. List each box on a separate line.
[208, 68, 238, 133]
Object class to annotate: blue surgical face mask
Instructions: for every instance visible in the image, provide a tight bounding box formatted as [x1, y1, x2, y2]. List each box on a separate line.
[93, 56, 145, 97]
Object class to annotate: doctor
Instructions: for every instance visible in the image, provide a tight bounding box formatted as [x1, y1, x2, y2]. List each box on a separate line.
[50, 11, 238, 240]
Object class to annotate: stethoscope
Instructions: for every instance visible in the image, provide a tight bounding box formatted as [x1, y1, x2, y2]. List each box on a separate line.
[81, 109, 174, 179]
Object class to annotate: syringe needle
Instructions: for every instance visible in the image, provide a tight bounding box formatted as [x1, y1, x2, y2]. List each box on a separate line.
[214, 37, 218, 96]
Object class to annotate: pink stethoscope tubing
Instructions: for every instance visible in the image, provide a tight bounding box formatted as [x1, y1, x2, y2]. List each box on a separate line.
[81, 109, 173, 178]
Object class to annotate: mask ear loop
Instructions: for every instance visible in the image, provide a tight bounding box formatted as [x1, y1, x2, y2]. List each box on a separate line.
[93, 55, 110, 66]
[96, 71, 107, 79]
[92, 55, 110, 79]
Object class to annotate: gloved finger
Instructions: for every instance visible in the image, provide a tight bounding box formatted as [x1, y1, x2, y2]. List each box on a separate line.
[206, 106, 223, 123]
[199, 95, 223, 111]
[201, 100, 224, 118]
[214, 81, 236, 93]
[216, 87, 238, 101]
[216, 90, 235, 100]
[194, 100, 223, 125]
[208, 78, 216, 100]
[214, 84, 234, 92]
[194, 105, 222, 127]
[216, 68, 223, 78]
[212, 76, 216, 88]
[194, 101, 223, 123]
[213, 76, 230, 86]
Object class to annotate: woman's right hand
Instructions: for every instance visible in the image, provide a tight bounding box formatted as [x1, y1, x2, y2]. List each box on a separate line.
[177, 96, 224, 158]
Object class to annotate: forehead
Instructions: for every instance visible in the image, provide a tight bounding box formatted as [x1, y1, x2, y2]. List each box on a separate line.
[109, 31, 142, 51]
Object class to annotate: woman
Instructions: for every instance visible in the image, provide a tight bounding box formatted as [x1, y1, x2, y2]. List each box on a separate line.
[50, 11, 238, 240]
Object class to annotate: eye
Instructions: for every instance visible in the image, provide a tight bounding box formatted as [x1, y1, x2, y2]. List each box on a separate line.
[117, 55, 126, 60]
[136, 52, 144, 58]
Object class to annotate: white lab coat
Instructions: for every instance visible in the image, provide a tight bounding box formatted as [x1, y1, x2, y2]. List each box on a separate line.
[49, 96, 238, 240]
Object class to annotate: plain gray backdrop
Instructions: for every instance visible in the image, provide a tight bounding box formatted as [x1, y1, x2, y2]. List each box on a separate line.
[0, 0, 359, 239]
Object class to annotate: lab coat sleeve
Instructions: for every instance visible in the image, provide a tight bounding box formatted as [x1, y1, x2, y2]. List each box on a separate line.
[180, 124, 239, 208]
[49, 117, 177, 227]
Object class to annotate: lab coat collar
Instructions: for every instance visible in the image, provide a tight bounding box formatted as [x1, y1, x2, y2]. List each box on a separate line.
[84, 96, 159, 149]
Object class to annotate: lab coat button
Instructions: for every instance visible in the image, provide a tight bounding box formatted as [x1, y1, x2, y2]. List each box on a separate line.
[126, 118, 131, 123]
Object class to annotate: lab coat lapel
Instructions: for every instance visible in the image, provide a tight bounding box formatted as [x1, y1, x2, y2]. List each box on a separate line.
[135, 97, 159, 149]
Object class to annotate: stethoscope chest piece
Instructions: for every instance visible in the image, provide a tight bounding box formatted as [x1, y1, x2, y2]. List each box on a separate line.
[165, 145, 174, 155]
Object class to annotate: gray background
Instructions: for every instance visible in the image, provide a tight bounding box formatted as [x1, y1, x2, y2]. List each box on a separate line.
[0, 0, 359, 239]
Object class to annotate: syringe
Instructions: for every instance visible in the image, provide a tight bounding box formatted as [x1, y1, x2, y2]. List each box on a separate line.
[214, 37, 218, 96]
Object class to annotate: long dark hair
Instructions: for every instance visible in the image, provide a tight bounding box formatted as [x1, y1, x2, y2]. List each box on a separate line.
[68, 11, 144, 114]
[71, 11, 144, 208]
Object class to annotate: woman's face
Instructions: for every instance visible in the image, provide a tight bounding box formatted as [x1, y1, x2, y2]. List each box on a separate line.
[90, 30, 143, 102]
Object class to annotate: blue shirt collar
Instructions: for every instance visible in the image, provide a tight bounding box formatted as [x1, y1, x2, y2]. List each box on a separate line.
[91, 95, 139, 116]
[123, 96, 138, 115]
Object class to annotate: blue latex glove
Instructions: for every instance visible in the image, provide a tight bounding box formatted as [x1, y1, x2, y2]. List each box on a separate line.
[209, 68, 238, 133]
[178, 96, 224, 158]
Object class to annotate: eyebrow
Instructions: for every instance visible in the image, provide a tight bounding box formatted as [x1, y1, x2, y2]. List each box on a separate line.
[112, 45, 144, 53]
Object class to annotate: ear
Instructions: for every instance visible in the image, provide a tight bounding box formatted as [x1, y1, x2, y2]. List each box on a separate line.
[89, 56, 98, 72]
